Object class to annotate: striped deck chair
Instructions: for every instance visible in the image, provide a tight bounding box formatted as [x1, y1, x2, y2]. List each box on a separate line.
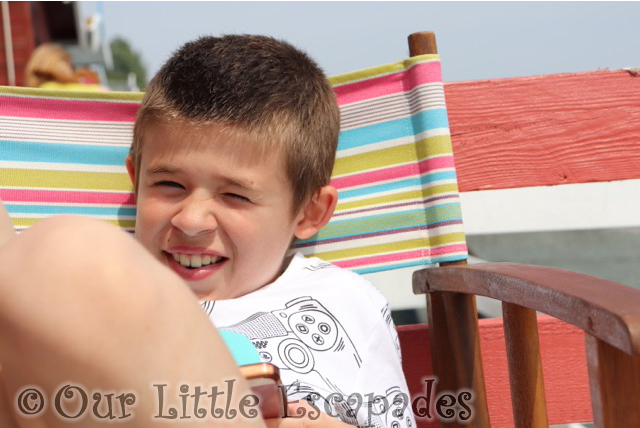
[3, 31, 640, 428]
[0, 48, 466, 274]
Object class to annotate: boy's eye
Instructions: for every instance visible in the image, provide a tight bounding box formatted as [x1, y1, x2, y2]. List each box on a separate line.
[154, 180, 184, 189]
[224, 193, 250, 202]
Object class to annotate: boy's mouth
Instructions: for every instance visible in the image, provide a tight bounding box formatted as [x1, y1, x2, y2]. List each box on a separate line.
[163, 250, 229, 282]
[170, 252, 227, 269]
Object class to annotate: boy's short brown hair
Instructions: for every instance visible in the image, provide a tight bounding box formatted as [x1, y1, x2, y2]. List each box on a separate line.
[131, 35, 340, 213]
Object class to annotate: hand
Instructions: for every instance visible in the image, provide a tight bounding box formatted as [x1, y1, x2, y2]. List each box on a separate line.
[265, 399, 354, 428]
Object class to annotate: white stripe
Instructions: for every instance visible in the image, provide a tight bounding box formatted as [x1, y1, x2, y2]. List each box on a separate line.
[0, 161, 127, 173]
[341, 105, 446, 131]
[1, 134, 132, 145]
[15, 225, 136, 233]
[10, 213, 136, 220]
[1, 117, 133, 145]
[0, 116, 135, 127]
[1, 186, 132, 194]
[336, 127, 450, 158]
[461, 179, 640, 235]
[340, 82, 444, 113]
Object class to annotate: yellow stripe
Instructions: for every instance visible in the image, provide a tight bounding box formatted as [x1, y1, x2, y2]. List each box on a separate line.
[335, 184, 459, 211]
[312, 233, 466, 260]
[333, 136, 453, 176]
[12, 217, 136, 228]
[329, 55, 440, 86]
[0, 85, 143, 102]
[0, 169, 133, 191]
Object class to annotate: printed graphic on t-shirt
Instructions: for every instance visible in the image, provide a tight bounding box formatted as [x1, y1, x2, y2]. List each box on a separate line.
[222, 296, 362, 393]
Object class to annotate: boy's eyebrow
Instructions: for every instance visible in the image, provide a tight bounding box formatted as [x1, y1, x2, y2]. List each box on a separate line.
[147, 164, 180, 175]
[147, 164, 257, 190]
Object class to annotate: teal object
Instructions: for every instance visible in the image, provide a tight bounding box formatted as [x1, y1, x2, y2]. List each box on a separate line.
[218, 329, 261, 366]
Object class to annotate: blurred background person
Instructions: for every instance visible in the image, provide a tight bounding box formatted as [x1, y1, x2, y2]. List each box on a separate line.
[24, 43, 107, 91]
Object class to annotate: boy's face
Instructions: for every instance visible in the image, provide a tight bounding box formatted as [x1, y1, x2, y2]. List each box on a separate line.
[127, 120, 310, 300]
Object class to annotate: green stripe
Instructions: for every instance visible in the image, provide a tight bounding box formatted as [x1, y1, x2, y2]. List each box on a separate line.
[0, 85, 143, 101]
[315, 206, 461, 240]
[313, 232, 465, 261]
[329, 54, 440, 86]
[0, 169, 133, 191]
[335, 184, 460, 211]
[333, 135, 453, 176]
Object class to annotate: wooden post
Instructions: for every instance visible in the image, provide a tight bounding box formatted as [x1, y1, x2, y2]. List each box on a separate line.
[409, 31, 490, 428]
[502, 303, 549, 427]
[586, 334, 640, 427]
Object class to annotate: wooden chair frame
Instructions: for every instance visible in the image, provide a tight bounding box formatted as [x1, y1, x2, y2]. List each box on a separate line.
[403, 31, 640, 428]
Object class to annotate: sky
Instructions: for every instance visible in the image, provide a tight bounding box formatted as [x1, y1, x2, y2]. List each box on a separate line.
[78, 1, 640, 83]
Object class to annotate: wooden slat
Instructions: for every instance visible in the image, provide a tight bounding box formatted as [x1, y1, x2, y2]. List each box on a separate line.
[444, 69, 640, 191]
[585, 334, 640, 427]
[426, 291, 490, 428]
[398, 316, 591, 428]
[502, 303, 548, 427]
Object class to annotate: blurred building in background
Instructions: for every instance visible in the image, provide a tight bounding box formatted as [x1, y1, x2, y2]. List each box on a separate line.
[0, 1, 117, 88]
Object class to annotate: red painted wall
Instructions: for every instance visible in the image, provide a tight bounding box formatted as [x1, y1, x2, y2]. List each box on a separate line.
[399, 316, 591, 428]
[445, 69, 640, 192]
[0, 1, 35, 86]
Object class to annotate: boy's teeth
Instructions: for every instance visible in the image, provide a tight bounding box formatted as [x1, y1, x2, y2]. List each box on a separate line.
[191, 255, 202, 268]
[172, 252, 222, 268]
[179, 254, 190, 267]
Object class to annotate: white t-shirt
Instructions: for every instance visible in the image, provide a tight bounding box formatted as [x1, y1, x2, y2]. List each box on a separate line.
[203, 253, 416, 428]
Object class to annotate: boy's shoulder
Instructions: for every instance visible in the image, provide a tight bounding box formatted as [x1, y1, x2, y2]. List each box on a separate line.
[211, 252, 388, 318]
[273, 253, 389, 309]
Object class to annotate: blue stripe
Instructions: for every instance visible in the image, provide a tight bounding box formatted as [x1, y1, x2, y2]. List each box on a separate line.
[0, 140, 128, 166]
[5, 204, 136, 216]
[339, 170, 457, 199]
[353, 253, 467, 274]
[337, 109, 450, 151]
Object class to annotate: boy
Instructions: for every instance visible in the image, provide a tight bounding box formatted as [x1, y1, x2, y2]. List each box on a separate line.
[0, 35, 414, 428]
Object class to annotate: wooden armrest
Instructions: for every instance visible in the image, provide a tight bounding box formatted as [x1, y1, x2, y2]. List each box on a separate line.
[413, 263, 640, 355]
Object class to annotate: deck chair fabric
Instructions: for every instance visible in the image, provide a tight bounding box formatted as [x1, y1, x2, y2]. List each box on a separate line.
[0, 53, 467, 275]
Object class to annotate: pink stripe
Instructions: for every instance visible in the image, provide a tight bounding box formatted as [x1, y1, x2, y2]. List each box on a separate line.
[0, 188, 135, 205]
[333, 244, 467, 269]
[331, 155, 455, 189]
[1, 95, 139, 122]
[334, 61, 442, 106]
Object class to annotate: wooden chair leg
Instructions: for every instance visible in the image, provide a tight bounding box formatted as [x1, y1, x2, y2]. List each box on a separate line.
[586, 334, 640, 427]
[502, 303, 549, 427]
[427, 291, 490, 427]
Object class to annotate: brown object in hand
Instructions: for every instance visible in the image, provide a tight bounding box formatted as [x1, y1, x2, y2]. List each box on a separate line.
[240, 363, 288, 419]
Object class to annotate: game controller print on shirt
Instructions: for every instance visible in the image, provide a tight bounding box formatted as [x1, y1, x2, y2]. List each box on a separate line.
[203, 253, 416, 428]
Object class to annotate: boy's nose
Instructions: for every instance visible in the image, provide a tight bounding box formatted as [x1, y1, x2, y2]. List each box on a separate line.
[171, 197, 218, 237]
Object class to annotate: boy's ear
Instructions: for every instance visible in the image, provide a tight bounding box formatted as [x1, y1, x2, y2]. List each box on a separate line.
[294, 185, 338, 240]
[125, 154, 136, 186]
